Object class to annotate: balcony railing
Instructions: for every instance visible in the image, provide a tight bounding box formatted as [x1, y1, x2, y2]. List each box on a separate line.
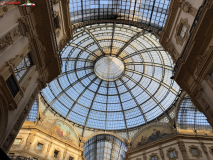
[173, 0, 210, 75]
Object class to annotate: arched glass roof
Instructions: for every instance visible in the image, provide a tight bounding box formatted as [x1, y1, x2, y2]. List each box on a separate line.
[41, 23, 180, 130]
[69, 0, 171, 29]
[178, 96, 212, 131]
[83, 134, 127, 160]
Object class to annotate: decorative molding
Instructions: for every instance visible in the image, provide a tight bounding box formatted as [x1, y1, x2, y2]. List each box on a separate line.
[33, 139, 45, 154]
[143, 154, 147, 160]
[51, 147, 62, 160]
[188, 145, 202, 159]
[58, 33, 68, 50]
[195, 46, 213, 76]
[55, 28, 61, 37]
[200, 141, 210, 160]
[209, 146, 213, 156]
[159, 146, 165, 160]
[165, 41, 180, 63]
[175, 18, 190, 46]
[0, 32, 13, 53]
[149, 153, 159, 160]
[0, 93, 8, 146]
[166, 147, 179, 160]
[181, 0, 197, 17]
[11, 135, 24, 149]
[177, 140, 189, 160]
[0, 5, 16, 18]
[53, 0, 60, 5]
[2, 85, 40, 153]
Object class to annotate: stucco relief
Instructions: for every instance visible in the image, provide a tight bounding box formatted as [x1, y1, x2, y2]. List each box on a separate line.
[0, 32, 13, 53]
[181, 1, 197, 17]
[177, 140, 189, 159]
[175, 18, 190, 46]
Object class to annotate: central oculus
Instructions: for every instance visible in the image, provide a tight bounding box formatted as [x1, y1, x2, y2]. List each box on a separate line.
[94, 56, 124, 81]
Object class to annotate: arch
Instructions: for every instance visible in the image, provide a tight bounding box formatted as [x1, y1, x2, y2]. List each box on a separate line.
[0, 92, 8, 146]
[131, 122, 176, 149]
[83, 131, 128, 145]
[176, 94, 212, 132]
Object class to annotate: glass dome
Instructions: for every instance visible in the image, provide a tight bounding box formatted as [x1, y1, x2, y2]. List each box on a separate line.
[41, 23, 180, 130]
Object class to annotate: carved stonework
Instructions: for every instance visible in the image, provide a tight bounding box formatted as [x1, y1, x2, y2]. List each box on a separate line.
[200, 142, 210, 160]
[159, 147, 165, 160]
[195, 46, 213, 76]
[175, 18, 190, 46]
[0, 32, 13, 52]
[2, 86, 40, 152]
[177, 140, 189, 160]
[53, 0, 60, 5]
[58, 33, 68, 50]
[166, 147, 179, 160]
[165, 41, 179, 63]
[55, 28, 61, 37]
[191, 82, 202, 98]
[149, 153, 160, 160]
[181, 1, 197, 17]
[24, 133, 35, 151]
[13, 28, 21, 37]
[188, 145, 202, 159]
[3, 6, 8, 12]
[143, 154, 147, 160]
[209, 146, 213, 156]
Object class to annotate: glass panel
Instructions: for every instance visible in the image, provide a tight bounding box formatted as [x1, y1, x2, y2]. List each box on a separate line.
[14, 54, 32, 82]
[36, 143, 43, 151]
[152, 156, 158, 160]
[191, 148, 199, 156]
[169, 150, 176, 158]
[69, 157, 74, 160]
[25, 99, 38, 121]
[178, 96, 212, 131]
[41, 23, 180, 130]
[54, 150, 59, 158]
[13, 138, 22, 146]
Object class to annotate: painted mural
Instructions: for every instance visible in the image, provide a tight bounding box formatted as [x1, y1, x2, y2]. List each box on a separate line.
[39, 120, 77, 145]
[132, 126, 174, 148]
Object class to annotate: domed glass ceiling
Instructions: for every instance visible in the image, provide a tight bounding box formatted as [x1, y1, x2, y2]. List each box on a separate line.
[41, 23, 180, 130]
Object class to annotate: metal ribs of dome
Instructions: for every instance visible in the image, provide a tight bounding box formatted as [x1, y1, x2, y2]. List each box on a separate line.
[69, 0, 171, 29]
[41, 23, 180, 130]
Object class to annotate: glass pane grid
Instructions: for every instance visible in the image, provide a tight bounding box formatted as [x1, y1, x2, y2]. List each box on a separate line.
[41, 23, 180, 130]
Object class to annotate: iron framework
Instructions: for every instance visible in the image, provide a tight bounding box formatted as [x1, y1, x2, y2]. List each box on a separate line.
[83, 134, 127, 160]
[178, 96, 212, 131]
[41, 23, 180, 131]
